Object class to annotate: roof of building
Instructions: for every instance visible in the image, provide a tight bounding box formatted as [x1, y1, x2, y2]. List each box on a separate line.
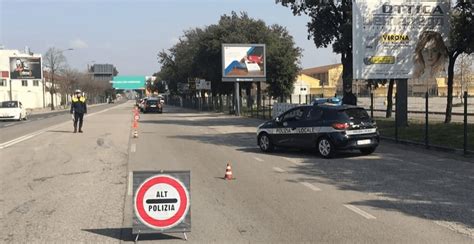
[301, 63, 342, 75]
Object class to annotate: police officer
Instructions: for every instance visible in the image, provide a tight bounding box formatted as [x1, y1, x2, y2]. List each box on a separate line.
[342, 86, 357, 106]
[70, 89, 87, 133]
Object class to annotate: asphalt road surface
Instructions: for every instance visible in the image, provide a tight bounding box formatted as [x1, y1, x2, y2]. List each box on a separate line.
[1, 101, 473, 243]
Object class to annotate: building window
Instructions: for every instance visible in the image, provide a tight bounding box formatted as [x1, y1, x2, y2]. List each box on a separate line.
[33, 80, 39, 86]
[22, 80, 28, 86]
[0, 79, 6, 86]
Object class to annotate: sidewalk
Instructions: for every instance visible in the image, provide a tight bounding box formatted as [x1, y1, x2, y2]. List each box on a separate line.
[1, 101, 133, 243]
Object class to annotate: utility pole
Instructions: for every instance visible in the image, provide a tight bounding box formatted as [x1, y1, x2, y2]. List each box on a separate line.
[9, 79, 12, 100]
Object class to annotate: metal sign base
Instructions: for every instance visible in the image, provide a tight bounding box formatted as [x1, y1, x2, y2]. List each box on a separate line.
[134, 231, 188, 243]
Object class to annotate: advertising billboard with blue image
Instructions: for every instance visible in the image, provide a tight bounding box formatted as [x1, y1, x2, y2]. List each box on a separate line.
[222, 44, 266, 81]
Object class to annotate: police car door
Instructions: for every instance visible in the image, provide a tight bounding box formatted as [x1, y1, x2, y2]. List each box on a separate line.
[277, 107, 308, 147]
[298, 107, 324, 148]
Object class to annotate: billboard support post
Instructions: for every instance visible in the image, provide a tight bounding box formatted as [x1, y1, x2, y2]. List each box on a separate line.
[425, 92, 429, 148]
[396, 79, 408, 127]
[235, 82, 240, 116]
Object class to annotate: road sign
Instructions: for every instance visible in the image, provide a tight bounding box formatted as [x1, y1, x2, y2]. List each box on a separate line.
[196, 79, 211, 90]
[112, 76, 146, 90]
[133, 171, 191, 234]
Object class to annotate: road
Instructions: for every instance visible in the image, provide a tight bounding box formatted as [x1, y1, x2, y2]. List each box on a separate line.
[1, 101, 473, 243]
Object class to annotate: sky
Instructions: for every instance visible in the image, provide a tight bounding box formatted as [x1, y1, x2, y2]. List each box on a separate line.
[0, 0, 339, 76]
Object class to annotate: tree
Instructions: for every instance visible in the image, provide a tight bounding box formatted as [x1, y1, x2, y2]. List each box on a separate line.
[445, 1, 474, 123]
[455, 53, 473, 103]
[43, 48, 67, 110]
[385, 79, 395, 118]
[59, 68, 81, 104]
[277, 0, 353, 97]
[265, 24, 302, 98]
[157, 12, 301, 99]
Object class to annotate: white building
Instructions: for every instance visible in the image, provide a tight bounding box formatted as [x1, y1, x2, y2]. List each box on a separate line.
[0, 47, 61, 109]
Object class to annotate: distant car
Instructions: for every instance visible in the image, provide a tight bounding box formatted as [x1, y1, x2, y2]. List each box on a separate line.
[143, 98, 163, 113]
[0, 101, 28, 121]
[257, 104, 379, 158]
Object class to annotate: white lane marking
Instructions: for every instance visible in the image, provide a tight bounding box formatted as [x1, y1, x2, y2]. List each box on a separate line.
[130, 143, 136, 153]
[3, 123, 15, 127]
[127, 171, 133, 196]
[384, 156, 404, 162]
[273, 167, 286, 173]
[300, 182, 321, 192]
[0, 105, 122, 149]
[344, 204, 376, 220]
[254, 157, 264, 162]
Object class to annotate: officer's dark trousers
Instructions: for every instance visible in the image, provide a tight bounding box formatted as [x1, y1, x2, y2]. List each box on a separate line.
[73, 112, 84, 130]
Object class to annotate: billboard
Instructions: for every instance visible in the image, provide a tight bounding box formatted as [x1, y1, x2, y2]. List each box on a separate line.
[9, 57, 42, 79]
[352, 0, 450, 79]
[222, 44, 266, 82]
[195, 79, 211, 90]
[112, 76, 146, 90]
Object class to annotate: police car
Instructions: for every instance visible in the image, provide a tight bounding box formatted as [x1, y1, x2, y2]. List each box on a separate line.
[256, 104, 379, 158]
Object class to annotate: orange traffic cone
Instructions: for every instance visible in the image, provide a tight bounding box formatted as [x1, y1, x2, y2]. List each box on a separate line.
[224, 163, 233, 180]
[132, 120, 138, 138]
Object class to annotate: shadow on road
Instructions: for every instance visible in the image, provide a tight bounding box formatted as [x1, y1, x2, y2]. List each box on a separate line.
[169, 132, 254, 148]
[288, 151, 474, 231]
[140, 118, 257, 128]
[82, 228, 183, 241]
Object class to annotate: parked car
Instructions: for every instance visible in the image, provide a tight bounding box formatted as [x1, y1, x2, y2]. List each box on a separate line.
[256, 104, 379, 158]
[143, 98, 163, 113]
[0, 101, 28, 121]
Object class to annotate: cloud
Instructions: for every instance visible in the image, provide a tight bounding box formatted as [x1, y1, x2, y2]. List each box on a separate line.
[69, 38, 88, 49]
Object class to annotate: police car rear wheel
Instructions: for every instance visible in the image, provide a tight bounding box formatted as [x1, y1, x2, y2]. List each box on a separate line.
[258, 133, 274, 152]
[318, 138, 334, 158]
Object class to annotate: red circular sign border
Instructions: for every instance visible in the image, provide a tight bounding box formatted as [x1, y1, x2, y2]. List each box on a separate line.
[134, 175, 189, 230]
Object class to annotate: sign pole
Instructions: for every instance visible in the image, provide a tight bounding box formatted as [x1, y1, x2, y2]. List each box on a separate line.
[235, 82, 240, 116]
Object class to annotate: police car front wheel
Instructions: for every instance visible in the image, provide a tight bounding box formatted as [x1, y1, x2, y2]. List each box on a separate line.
[318, 137, 334, 158]
[258, 133, 274, 152]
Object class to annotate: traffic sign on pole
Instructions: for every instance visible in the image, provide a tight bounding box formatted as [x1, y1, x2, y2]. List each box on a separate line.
[133, 171, 191, 236]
